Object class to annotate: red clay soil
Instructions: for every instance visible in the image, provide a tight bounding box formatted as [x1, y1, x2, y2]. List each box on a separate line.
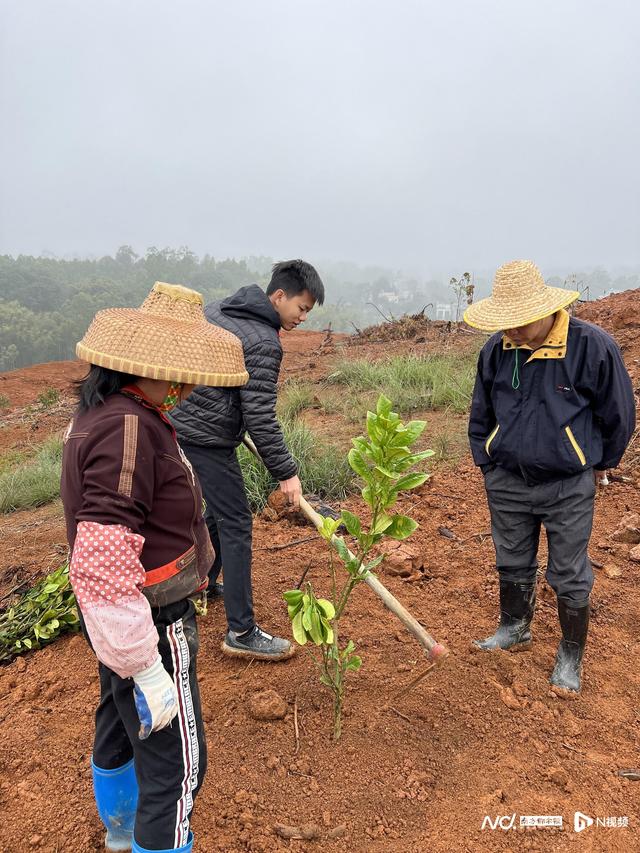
[1, 295, 639, 852]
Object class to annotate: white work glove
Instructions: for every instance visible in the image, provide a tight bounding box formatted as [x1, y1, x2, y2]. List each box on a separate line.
[132, 655, 178, 740]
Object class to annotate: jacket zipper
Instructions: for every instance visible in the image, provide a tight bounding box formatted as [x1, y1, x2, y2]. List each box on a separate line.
[565, 426, 587, 466]
[485, 424, 500, 456]
[162, 453, 199, 548]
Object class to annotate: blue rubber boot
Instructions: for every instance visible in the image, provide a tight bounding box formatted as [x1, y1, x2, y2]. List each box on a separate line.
[91, 758, 138, 851]
[132, 832, 194, 852]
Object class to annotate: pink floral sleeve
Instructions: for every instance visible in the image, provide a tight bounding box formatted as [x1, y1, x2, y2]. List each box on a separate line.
[70, 520, 159, 679]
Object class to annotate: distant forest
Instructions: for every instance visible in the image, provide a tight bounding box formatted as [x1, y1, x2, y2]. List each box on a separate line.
[1, 247, 638, 371]
[0, 247, 424, 371]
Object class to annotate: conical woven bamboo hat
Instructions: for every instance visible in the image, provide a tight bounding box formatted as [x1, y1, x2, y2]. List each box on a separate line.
[464, 260, 579, 332]
[76, 282, 249, 386]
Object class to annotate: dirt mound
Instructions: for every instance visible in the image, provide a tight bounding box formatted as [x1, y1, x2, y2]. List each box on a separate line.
[0, 360, 85, 409]
[349, 311, 479, 346]
[577, 288, 640, 333]
[577, 289, 640, 385]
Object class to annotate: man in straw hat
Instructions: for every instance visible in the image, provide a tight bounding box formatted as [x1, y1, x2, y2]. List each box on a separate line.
[61, 282, 248, 852]
[464, 260, 635, 696]
[170, 260, 325, 662]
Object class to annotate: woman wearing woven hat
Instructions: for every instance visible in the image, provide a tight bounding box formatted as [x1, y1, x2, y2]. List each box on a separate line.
[61, 283, 248, 852]
[465, 260, 635, 695]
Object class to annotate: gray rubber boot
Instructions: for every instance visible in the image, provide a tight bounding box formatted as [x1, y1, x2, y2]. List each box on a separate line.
[474, 579, 536, 651]
[550, 599, 589, 694]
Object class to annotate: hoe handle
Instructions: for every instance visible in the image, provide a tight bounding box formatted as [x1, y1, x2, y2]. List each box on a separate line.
[242, 436, 448, 665]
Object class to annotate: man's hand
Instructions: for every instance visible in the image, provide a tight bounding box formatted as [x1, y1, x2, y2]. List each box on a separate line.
[594, 469, 609, 488]
[132, 655, 178, 740]
[279, 475, 302, 508]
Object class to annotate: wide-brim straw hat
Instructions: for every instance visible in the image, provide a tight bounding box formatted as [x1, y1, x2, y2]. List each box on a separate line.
[77, 282, 249, 386]
[464, 260, 580, 332]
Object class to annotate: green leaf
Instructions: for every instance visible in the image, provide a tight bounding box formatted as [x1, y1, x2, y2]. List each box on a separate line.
[366, 411, 383, 443]
[351, 436, 370, 456]
[345, 655, 362, 671]
[316, 599, 336, 620]
[372, 514, 394, 535]
[322, 623, 334, 644]
[309, 608, 324, 645]
[361, 484, 374, 506]
[385, 515, 419, 540]
[319, 516, 340, 541]
[302, 605, 313, 632]
[287, 604, 302, 619]
[374, 465, 396, 479]
[283, 589, 304, 606]
[364, 554, 384, 571]
[348, 448, 370, 479]
[395, 472, 429, 492]
[401, 420, 427, 444]
[333, 536, 353, 565]
[22, 638, 32, 649]
[341, 510, 361, 537]
[292, 611, 308, 645]
[376, 395, 392, 418]
[405, 449, 435, 465]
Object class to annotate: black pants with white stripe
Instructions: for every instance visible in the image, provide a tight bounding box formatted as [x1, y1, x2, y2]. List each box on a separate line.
[93, 598, 207, 850]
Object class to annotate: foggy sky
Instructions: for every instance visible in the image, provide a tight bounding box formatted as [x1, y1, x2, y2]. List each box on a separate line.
[1, 0, 639, 274]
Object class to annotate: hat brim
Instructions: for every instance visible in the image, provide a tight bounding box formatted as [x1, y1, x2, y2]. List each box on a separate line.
[463, 287, 580, 332]
[76, 308, 249, 387]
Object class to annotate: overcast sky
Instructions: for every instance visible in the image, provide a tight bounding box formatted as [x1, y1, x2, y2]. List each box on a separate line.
[1, 0, 638, 275]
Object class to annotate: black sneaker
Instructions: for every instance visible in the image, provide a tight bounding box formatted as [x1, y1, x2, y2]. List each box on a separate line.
[221, 625, 294, 661]
[207, 581, 224, 598]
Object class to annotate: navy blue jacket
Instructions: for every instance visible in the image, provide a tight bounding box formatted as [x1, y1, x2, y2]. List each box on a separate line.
[469, 311, 635, 484]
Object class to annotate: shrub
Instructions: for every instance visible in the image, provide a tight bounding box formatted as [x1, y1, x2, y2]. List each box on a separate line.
[284, 396, 433, 739]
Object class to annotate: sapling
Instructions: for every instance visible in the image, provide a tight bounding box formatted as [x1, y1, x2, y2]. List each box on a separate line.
[283, 394, 433, 739]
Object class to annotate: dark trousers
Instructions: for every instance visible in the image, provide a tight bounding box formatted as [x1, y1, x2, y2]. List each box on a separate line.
[180, 443, 254, 633]
[483, 466, 596, 607]
[92, 599, 207, 850]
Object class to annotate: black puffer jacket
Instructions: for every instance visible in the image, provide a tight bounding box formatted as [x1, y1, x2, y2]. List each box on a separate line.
[170, 285, 297, 481]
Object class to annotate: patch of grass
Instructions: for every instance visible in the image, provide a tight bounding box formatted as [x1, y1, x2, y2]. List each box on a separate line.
[277, 380, 315, 420]
[428, 418, 469, 465]
[0, 435, 63, 513]
[327, 353, 476, 414]
[238, 417, 355, 512]
[0, 448, 29, 475]
[37, 387, 60, 409]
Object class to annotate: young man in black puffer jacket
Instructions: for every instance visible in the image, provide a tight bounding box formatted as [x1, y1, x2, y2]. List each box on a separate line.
[171, 260, 325, 660]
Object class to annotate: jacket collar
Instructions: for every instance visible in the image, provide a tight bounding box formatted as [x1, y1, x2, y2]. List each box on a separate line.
[502, 309, 569, 362]
[120, 384, 177, 437]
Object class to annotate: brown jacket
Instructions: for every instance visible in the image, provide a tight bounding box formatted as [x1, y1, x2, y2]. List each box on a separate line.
[61, 388, 213, 607]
